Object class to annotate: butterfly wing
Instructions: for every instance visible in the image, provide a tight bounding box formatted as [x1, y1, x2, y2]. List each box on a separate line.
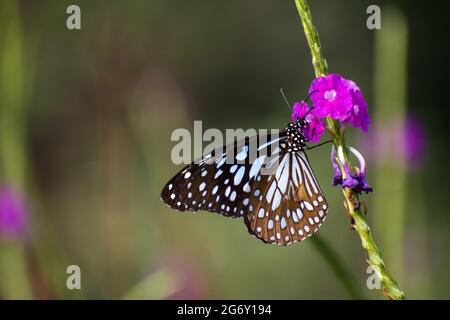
[160, 133, 281, 218]
[244, 150, 328, 245]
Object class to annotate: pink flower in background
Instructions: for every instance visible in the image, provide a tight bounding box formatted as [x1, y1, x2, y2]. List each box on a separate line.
[291, 101, 325, 143]
[400, 117, 426, 168]
[358, 115, 426, 170]
[159, 255, 206, 300]
[0, 186, 29, 240]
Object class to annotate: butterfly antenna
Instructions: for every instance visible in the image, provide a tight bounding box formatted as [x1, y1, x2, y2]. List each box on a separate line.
[280, 88, 291, 110]
[304, 90, 319, 104]
[303, 90, 319, 117]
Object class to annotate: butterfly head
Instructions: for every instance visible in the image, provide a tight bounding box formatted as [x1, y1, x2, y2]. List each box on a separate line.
[284, 119, 307, 150]
[294, 117, 308, 130]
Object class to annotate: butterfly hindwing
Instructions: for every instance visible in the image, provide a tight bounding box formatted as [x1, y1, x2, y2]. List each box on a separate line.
[244, 151, 328, 245]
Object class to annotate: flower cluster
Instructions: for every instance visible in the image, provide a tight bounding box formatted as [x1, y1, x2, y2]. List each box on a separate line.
[291, 73, 372, 193]
[291, 73, 370, 142]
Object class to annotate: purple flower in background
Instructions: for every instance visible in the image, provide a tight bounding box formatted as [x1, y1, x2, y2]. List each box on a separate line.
[308, 73, 370, 132]
[399, 117, 426, 168]
[358, 115, 426, 169]
[0, 186, 29, 240]
[160, 255, 205, 299]
[291, 100, 325, 143]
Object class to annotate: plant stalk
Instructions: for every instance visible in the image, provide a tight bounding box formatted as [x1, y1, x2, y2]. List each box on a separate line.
[294, 0, 405, 300]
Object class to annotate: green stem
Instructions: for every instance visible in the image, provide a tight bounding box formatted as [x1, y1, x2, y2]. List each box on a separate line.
[294, 0, 405, 300]
[295, 0, 327, 77]
[311, 236, 365, 299]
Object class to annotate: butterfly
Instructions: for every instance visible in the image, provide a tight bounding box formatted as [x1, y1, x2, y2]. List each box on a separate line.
[160, 117, 328, 245]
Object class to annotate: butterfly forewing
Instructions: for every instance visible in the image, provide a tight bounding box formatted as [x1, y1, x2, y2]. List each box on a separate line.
[160, 134, 281, 218]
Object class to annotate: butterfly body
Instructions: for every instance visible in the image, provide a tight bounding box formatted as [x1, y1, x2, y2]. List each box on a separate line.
[161, 119, 328, 245]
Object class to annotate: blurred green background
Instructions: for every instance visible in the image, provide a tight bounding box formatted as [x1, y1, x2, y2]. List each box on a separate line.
[0, 0, 448, 299]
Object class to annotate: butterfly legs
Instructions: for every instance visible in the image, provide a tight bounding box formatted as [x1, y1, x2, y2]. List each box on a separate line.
[307, 139, 333, 150]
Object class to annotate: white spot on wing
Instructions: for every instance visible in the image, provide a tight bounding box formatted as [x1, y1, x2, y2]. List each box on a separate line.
[271, 193, 282, 211]
[266, 181, 276, 202]
[258, 208, 265, 218]
[296, 208, 303, 220]
[216, 157, 226, 168]
[236, 145, 248, 161]
[292, 211, 299, 222]
[303, 201, 314, 211]
[214, 169, 223, 179]
[234, 166, 246, 185]
[225, 186, 231, 197]
[281, 217, 287, 229]
[257, 137, 280, 151]
[249, 155, 265, 179]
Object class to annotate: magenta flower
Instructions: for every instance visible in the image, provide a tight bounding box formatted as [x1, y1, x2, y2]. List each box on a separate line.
[309, 74, 354, 119]
[291, 100, 325, 143]
[0, 186, 29, 240]
[308, 74, 370, 132]
[343, 87, 370, 132]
